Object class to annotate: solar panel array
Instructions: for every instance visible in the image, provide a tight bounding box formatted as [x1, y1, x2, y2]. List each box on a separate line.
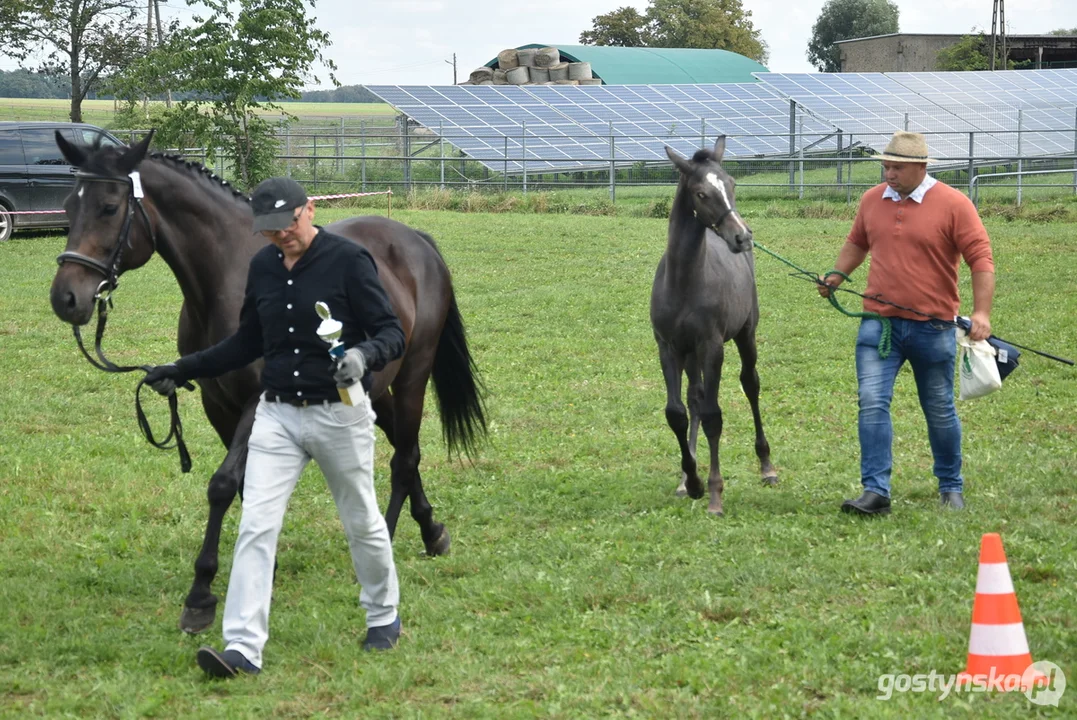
[367, 84, 837, 173]
[755, 69, 1077, 160]
[369, 69, 1077, 173]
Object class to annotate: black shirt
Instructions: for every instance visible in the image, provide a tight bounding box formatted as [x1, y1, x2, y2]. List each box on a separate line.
[176, 227, 405, 400]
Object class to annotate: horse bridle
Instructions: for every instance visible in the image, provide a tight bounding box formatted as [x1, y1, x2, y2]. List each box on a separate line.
[55, 169, 192, 472]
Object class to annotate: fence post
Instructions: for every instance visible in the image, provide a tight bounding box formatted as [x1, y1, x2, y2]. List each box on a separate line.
[522, 120, 527, 195]
[403, 118, 412, 192]
[788, 99, 796, 193]
[700, 117, 706, 149]
[904, 112, 909, 131]
[503, 135, 508, 192]
[798, 114, 804, 200]
[338, 117, 344, 173]
[360, 120, 366, 192]
[1016, 109, 1023, 207]
[1073, 107, 1076, 196]
[440, 120, 445, 191]
[847, 134, 853, 204]
[967, 132, 975, 195]
[313, 134, 318, 189]
[609, 120, 616, 203]
[836, 131, 843, 191]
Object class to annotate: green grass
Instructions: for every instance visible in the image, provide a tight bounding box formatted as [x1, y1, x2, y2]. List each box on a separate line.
[1, 210, 1075, 717]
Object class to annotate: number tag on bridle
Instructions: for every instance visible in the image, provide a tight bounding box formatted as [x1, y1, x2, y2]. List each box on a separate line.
[129, 171, 144, 199]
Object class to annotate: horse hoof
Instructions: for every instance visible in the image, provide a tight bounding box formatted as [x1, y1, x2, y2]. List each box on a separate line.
[685, 483, 705, 500]
[761, 475, 779, 487]
[708, 507, 725, 517]
[425, 528, 451, 557]
[179, 605, 216, 635]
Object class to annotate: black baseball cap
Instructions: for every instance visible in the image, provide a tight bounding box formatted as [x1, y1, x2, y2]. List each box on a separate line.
[250, 177, 308, 232]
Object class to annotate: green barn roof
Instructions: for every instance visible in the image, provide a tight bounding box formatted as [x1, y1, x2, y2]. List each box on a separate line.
[486, 44, 768, 84]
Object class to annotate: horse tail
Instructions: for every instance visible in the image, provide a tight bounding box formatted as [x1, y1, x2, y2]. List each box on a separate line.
[419, 231, 487, 458]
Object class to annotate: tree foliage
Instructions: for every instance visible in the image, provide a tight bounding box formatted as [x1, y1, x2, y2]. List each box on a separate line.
[807, 0, 898, 72]
[0, 0, 145, 122]
[113, 0, 336, 189]
[579, 0, 768, 64]
[935, 32, 1013, 71]
[1047, 27, 1077, 35]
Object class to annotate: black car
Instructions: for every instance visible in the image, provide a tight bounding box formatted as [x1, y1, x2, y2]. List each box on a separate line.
[0, 121, 126, 241]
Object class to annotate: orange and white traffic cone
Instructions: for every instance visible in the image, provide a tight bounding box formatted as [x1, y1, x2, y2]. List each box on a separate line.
[957, 533, 1039, 691]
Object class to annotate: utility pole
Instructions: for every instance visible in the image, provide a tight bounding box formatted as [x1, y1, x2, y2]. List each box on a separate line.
[445, 53, 457, 84]
[990, 0, 1007, 71]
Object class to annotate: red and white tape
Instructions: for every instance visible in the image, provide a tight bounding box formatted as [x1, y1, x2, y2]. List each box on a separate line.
[1, 209, 66, 215]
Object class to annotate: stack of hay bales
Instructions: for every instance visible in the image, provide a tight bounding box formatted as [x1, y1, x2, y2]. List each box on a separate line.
[462, 46, 602, 86]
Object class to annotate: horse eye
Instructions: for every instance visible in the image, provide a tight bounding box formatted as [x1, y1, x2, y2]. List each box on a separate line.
[696, 192, 706, 200]
[101, 204, 119, 217]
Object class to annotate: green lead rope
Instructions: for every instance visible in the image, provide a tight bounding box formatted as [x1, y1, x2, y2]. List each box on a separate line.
[822, 270, 892, 359]
[748, 240, 891, 359]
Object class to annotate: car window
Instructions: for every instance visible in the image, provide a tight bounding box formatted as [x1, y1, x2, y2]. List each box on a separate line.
[21, 128, 75, 166]
[72, 127, 121, 147]
[0, 129, 25, 165]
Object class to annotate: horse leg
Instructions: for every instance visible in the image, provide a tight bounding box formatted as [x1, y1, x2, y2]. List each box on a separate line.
[372, 392, 407, 539]
[734, 330, 778, 486]
[386, 378, 450, 556]
[676, 354, 704, 497]
[699, 341, 726, 516]
[179, 400, 256, 634]
[658, 342, 702, 499]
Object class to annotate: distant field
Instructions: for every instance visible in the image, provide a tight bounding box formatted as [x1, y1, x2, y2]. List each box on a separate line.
[0, 97, 396, 125]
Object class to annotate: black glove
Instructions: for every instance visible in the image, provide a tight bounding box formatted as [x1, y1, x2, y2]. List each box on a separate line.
[144, 363, 185, 396]
[332, 348, 367, 386]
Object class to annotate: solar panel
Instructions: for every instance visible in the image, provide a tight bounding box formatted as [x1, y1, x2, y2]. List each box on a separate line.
[367, 84, 837, 173]
[756, 69, 1077, 160]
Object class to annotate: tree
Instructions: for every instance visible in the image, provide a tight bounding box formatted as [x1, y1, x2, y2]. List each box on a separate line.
[579, 7, 650, 46]
[114, 0, 336, 189]
[807, 0, 898, 72]
[1047, 27, 1077, 35]
[0, 0, 145, 122]
[935, 32, 1014, 71]
[579, 0, 768, 64]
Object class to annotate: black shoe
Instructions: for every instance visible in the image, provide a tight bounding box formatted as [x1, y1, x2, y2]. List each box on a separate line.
[940, 492, 966, 509]
[841, 491, 891, 516]
[197, 646, 261, 678]
[362, 616, 401, 651]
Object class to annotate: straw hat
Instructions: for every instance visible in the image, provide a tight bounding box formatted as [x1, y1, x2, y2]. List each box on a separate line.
[875, 131, 935, 163]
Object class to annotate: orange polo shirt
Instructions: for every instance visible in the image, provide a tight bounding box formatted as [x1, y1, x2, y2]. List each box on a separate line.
[846, 180, 994, 321]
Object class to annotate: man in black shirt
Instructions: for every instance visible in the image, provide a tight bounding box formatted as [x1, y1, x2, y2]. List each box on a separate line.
[145, 177, 406, 678]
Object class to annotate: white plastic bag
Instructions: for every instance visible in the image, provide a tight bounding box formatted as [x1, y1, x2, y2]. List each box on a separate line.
[957, 329, 1002, 400]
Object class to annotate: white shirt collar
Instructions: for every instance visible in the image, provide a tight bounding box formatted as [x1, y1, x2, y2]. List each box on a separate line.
[882, 174, 937, 203]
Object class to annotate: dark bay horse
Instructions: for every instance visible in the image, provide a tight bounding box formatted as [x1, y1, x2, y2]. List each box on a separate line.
[49, 132, 486, 633]
[650, 137, 777, 516]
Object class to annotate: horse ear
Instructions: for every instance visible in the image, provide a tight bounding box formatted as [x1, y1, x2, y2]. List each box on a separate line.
[713, 135, 727, 163]
[665, 145, 693, 175]
[55, 130, 86, 168]
[117, 129, 155, 174]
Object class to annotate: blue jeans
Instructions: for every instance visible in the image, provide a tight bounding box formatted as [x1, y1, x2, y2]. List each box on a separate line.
[855, 317, 962, 498]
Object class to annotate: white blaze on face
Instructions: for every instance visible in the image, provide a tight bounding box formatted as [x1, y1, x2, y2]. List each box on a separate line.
[704, 172, 749, 234]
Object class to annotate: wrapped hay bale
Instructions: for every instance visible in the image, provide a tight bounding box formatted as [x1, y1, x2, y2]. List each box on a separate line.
[469, 67, 494, 84]
[497, 49, 519, 70]
[567, 62, 592, 81]
[479, 80, 494, 85]
[553, 79, 579, 85]
[578, 77, 603, 85]
[493, 69, 508, 84]
[533, 47, 560, 67]
[529, 66, 550, 83]
[517, 48, 537, 67]
[547, 62, 569, 81]
[506, 66, 530, 85]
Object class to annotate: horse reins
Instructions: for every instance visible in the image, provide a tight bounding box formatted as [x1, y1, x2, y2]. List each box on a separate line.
[751, 240, 1074, 366]
[56, 170, 194, 472]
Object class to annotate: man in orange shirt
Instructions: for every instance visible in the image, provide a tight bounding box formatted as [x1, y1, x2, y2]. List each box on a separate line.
[819, 131, 995, 515]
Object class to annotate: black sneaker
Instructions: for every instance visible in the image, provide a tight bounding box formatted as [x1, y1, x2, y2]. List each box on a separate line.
[196, 646, 261, 678]
[362, 616, 401, 651]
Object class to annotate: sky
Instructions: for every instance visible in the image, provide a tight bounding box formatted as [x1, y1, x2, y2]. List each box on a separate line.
[7, 0, 1077, 88]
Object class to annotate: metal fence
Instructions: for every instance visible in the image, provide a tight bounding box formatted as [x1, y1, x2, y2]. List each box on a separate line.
[128, 114, 1077, 205]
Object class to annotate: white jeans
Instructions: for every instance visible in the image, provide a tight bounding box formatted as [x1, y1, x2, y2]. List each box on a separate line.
[222, 393, 399, 668]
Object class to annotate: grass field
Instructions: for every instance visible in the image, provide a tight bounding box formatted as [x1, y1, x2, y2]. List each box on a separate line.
[1, 208, 1075, 718]
[0, 98, 396, 126]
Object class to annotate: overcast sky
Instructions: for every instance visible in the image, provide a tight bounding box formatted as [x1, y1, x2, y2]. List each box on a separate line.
[14, 0, 1077, 88]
